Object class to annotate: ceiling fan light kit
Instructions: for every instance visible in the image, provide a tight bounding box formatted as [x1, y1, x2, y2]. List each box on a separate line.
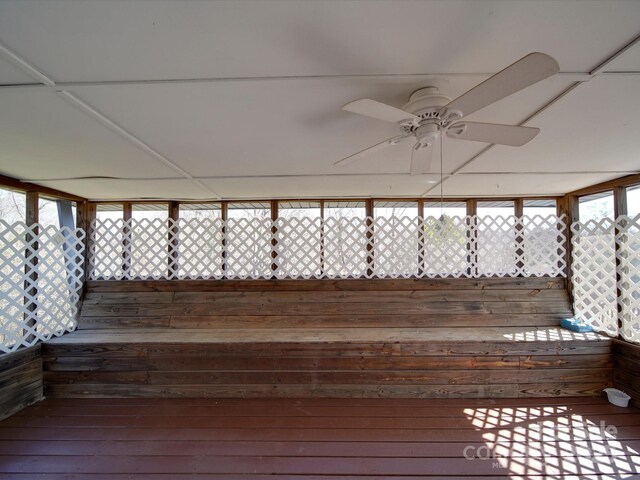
[335, 52, 560, 175]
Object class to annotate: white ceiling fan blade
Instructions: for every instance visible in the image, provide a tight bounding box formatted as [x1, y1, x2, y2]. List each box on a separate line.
[334, 135, 411, 167]
[439, 53, 559, 121]
[409, 143, 433, 175]
[343, 99, 420, 126]
[446, 122, 539, 146]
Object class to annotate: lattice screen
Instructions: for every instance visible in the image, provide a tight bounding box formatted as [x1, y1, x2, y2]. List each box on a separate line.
[522, 215, 568, 276]
[178, 218, 224, 279]
[274, 217, 322, 279]
[571, 218, 617, 336]
[225, 218, 273, 279]
[617, 216, 640, 343]
[422, 216, 470, 278]
[1, 221, 85, 353]
[89, 215, 566, 281]
[572, 215, 640, 343]
[322, 217, 369, 278]
[475, 215, 518, 277]
[373, 217, 420, 278]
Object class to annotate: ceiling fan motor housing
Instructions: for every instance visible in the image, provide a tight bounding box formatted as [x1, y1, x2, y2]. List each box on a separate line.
[403, 86, 452, 118]
[401, 86, 455, 140]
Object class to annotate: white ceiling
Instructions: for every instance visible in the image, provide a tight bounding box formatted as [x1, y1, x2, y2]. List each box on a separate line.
[0, 0, 639, 200]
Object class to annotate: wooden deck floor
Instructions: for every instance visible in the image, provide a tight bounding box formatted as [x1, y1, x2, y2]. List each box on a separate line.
[1, 397, 639, 479]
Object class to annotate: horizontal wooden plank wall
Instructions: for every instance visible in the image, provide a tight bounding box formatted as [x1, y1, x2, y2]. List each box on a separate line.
[42, 278, 614, 399]
[82, 277, 571, 330]
[613, 339, 640, 407]
[0, 345, 43, 420]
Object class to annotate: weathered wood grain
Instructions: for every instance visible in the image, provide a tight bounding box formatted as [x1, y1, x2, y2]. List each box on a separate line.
[80, 300, 572, 317]
[42, 278, 614, 400]
[86, 277, 566, 293]
[0, 345, 43, 420]
[613, 339, 640, 407]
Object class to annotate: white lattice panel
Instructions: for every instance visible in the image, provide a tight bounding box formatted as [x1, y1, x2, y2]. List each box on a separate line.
[571, 218, 618, 336]
[89, 215, 567, 281]
[475, 215, 518, 277]
[1, 221, 84, 353]
[422, 216, 471, 278]
[177, 218, 224, 279]
[225, 218, 273, 279]
[373, 217, 420, 278]
[274, 217, 322, 279]
[129, 218, 169, 280]
[521, 215, 567, 277]
[89, 218, 124, 280]
[616, 215, 640, 343]
[323, 217, 369, 278]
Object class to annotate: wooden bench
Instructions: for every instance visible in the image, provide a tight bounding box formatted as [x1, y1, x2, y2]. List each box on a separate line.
[42, 277, 613, 398]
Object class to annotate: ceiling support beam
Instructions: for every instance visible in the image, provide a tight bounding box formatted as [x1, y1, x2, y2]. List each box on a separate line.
[0, 40, 220, 200]
[420, 29, 640, 197]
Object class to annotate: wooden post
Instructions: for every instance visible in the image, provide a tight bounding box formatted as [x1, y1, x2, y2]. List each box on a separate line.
[271, 200, 278, 278]
[221, 201, 228, 278]
[168, 201, 179, 279]
[614, 186, 627, 334]
[122, 202, 132, 279]
[319, 200, 325, 278]
[76, 201, 95, 293]
[417, 199, 425, 277]
[514, 198, 525, 276]
[24, 191, 39, 343]
[365, 199, 374, 278]
[25, 192, 38, 226]
[614, 186, 627, 219]
[559, 195, 578, 303]
[466, 199, 477, 278]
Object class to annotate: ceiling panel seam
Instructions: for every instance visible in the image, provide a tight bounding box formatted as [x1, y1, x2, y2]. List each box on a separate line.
[0, 72, 601, 90]
[0, 39, 220, 199]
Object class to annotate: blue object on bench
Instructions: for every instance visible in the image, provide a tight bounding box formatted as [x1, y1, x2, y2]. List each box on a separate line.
[560, 318, 594, 332]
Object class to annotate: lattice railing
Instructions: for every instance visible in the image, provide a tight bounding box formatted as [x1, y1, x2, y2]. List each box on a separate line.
[572, 215, 640, 343]
[178, 218, 224, 279]
[89, 215, 566, 281]
[1, 221, 85, 353]
[617, 216, 640, 343]
[373, 217, 420, 278]
[274, 217, 322, 279]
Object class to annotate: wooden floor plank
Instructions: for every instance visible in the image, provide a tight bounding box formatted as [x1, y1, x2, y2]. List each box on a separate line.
[31, 395, 614, 407]
[4, 425, 640, 442]
[15, 402, 630, 418]
[2, 439, 640, 458]
[3, 454, 640, 475]
[5, 412, 640, 430]
[1, 397, 639, 478]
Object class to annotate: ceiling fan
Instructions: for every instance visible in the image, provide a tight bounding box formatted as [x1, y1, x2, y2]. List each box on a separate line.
[334, 52, 560, 174]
